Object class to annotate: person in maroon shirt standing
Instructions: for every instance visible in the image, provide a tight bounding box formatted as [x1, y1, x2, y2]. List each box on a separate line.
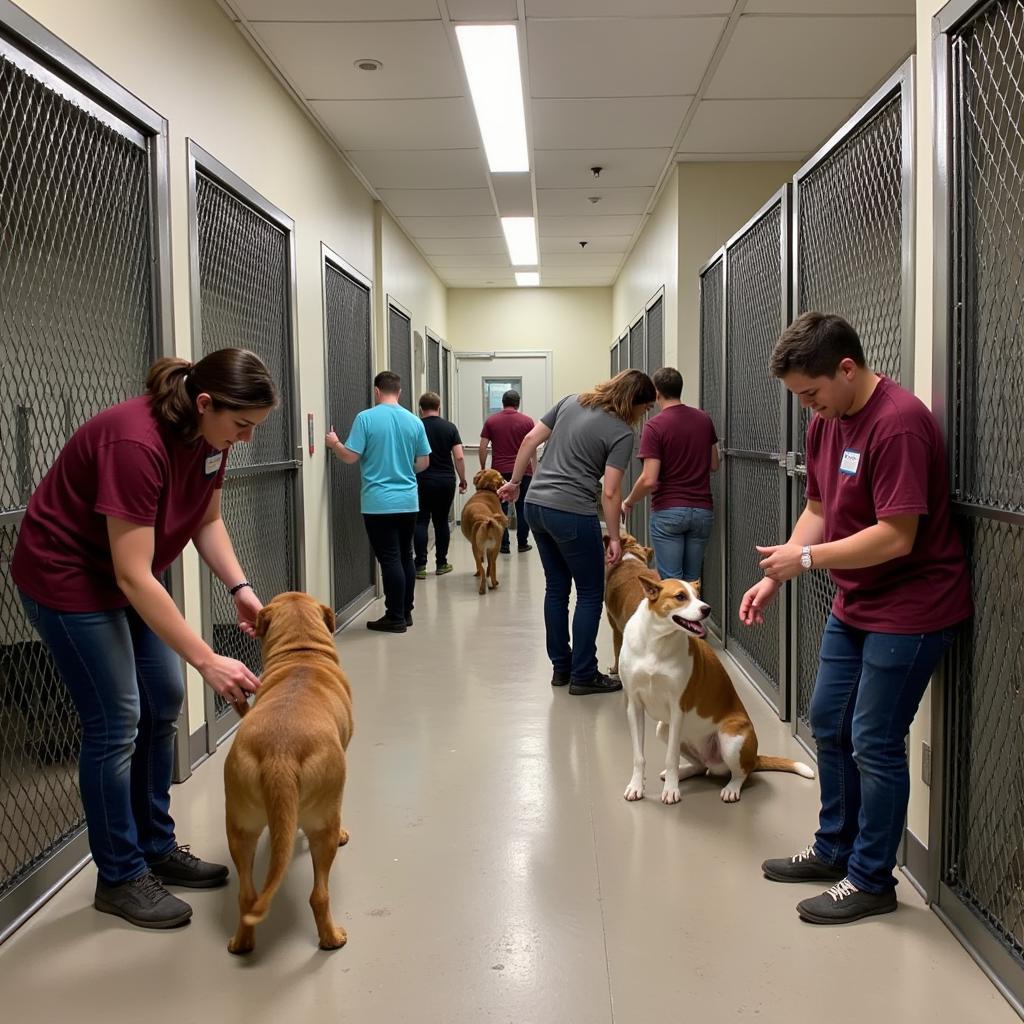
[740, 313, 970, 926]
[479, 389, 536, 554]
[622, 367, 719, 580]
[12, 349, 277, 931]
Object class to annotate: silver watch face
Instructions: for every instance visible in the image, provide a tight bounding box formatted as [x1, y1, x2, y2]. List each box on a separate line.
[800, 553, 812, 569]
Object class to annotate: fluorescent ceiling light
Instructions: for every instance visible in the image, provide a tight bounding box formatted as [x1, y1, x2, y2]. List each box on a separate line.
[456, 24, 529, 173]
[502, 217, 538, 266]
[515, 272, 540, 287]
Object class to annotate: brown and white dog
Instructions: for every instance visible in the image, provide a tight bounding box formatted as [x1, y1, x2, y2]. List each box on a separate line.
[619, 577, 814, 804]
[460, 468, 509, 595]
[602, 531, 657, 676]
[223, 591, 353, 954]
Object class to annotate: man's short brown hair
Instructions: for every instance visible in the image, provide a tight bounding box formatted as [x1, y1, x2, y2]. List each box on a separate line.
[651, 367, 683, 400]
[769, 312, 866, 378]
[502, 389, 521, 408]
[374, 370, 401, 395]
[418, 391, 441, 412]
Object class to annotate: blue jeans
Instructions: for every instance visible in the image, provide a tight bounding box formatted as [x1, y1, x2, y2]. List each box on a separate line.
[810, 614, 955, 893]
[500, 472, 532, 550]
[525, 503, 604, 682]
[19, 592, 184, 885]
[649, 506, 714, 581]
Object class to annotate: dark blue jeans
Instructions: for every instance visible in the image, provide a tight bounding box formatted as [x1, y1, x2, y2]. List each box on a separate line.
[525, 503, 604, 682]
[500, 472, 532, 550]
[649, 505, 714, 581]
[810, 614, 955, 893]
[19, 592, 184, 885]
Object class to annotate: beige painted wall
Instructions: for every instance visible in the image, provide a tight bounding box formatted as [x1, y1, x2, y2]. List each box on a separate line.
[612, 167, 678, 369]
[676, 162, 800, 407]
[447, 287, 613, 404]
[14, 0, 441, 732]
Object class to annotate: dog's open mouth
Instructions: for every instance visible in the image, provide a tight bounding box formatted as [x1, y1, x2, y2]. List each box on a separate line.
[672, 615, 706, 638]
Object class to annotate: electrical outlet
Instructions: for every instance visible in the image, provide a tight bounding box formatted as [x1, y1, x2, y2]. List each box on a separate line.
[922, 741, 932, 787]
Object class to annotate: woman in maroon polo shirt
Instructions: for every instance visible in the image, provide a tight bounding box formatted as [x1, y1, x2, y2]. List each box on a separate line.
[12, 349, 277, 930]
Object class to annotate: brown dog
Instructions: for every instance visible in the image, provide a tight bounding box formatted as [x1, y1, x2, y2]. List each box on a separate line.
[223, 591, 353, 954]
[460, 468, 509, 595]
[603, 531, 658, 675]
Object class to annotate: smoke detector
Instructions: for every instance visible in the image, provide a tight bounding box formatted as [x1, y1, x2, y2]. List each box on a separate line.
[354, 58, 382, 72]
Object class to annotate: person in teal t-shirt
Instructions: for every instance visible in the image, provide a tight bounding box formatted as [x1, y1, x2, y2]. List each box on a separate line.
[326, 371, 430, 633]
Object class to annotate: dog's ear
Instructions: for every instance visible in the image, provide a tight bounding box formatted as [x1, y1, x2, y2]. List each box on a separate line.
[643, 546, 655, 566]
[254, 605, 273, 638]
[639, 576, 662, 601]
[472, 470, 484, 489]
[688, 580, 701, 595]
[321, 603, 336, 634]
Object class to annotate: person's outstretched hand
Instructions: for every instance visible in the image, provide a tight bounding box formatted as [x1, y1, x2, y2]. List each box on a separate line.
[739, 577, 781, 626]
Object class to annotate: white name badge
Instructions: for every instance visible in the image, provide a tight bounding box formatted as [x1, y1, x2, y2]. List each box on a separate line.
[839, 448, 861, 476]
[205, 452, 223, 477]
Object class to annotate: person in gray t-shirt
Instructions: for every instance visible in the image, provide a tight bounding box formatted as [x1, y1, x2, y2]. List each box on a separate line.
[498, 369, 655, 696]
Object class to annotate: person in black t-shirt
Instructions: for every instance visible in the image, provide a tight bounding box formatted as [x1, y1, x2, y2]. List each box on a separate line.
[415, 392, 467, 577]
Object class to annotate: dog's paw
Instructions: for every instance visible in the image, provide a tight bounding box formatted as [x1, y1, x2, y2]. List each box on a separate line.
[337, 828, 350, 847]
[227, 935, 254, 956]
[319, 926, 348, 950]
[624, 781, 644, 801]
[661, 784, 681, 804]
[720, 784, 743, 803]
[488, 579, 499, 589]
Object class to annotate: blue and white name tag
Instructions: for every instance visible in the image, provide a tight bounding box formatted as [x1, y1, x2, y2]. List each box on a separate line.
[839, 448, 861, 476]
[204, 452, 223, 477]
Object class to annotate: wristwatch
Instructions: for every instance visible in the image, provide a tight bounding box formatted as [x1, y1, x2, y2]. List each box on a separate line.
[800, 545, 813, 570]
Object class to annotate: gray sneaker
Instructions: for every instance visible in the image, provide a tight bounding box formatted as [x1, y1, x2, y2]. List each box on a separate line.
[95, 872, 193, 929]
[762, 844, 847, 883]
[797, 878, 897, 924]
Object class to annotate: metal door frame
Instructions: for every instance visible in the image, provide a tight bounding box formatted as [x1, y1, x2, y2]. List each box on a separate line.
[722, 186, 792, 720]
[386, 297, 414, 409]
[626, 311, 648, 543]
[186, 140, 305, 751]
[425, 327, 445, 398]
[0, 0, 173, 943]
[321, 244, 377, 630]
[929, 1, 1024, 1013]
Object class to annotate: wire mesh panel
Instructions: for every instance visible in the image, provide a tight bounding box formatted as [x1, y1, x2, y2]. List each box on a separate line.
[441, 347, 451, 419]
[942, 0, 1024, 974]
[194, 165, 299, 727]
[792, 83, 907, 735]
[325, 263, 375, 622]
[1, 44, 158, 903]
[724, 202, 786, 712]
[645, 296, 664, 374]
[426, 335, 441, 395]
[388, 305, 413, 411]
[698, 258, 725, 637]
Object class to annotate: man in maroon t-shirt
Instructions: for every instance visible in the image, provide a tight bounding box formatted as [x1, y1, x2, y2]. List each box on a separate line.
[480, 389, 536, 553]
[622, 367, 719, 580]
[740, 313, 970, 926]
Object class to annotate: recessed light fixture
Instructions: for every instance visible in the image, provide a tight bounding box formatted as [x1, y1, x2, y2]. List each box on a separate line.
[515, 272, 540, 287]
[354, 58, 382, 72]
[456, 25, 529, 173]
[501, 217, 538, 266]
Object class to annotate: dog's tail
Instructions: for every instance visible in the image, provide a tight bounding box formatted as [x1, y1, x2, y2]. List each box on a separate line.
[242, 759, 300, 927]
[754, 755, 815, 779]
[475, 514, 508, 541]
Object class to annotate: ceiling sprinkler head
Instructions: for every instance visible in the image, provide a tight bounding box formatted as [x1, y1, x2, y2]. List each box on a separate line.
[590, 166, 603, 178]
[587, 196, 601, 204]
[354, 58, 382, 72]
[579, 241, 588, 249]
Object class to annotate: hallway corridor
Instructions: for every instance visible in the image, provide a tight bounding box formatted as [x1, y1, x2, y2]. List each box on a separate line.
[0, 553, 1012, 1023]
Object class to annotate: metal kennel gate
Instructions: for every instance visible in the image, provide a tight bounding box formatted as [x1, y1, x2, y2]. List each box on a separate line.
[722, 189, 791, 718]
[933, 0, 1024, 1008]
[427, 332, 441, 395]
[324, 251, 376, 627]
[789, 58, 914, 747]
[388, 302, 413, 411]
[0, 3, 172, 940]
[188, 143, 303, 749]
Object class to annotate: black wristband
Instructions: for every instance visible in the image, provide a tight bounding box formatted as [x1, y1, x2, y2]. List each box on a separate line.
[229, 581, 252, 597]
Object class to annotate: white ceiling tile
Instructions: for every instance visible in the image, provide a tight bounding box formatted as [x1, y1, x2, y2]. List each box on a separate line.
[402, 216, 501, 238]
[540, 235, 631, 253]
[419, 237, 509, 255]
[346, 150, 488, 189]
[447, 0, 519, 19]
[311, 99, 478, 151]
[526, 1, 733, 15]
[532, 97, 692, 149]
[537, 187, 652, 216]
[706, 16, 914, 100]
[492, 174, 535, 217]
[745, 1, 913, 12]
[534, 149, 670, 187]
[249, 22, 461, 100]
[538, 273, 616, 286]
[679, 98, 861, 155]
[540, 251, 623, 266]
[442, 270, 517, 284]
[528, 17, 724, 98]
[429, 253, 512, 267]
[236, 0, 440, 18]
[378, 189, 495, 217]
[539, 215, 641, 237]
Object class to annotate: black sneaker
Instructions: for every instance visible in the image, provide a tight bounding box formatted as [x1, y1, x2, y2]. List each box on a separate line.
[500, 547, 511, 555]
[405, 615, 414, 627]
[149, 844, 229, 889]
[762, 844, 847, 884]
[569, 672, 623, 696]
[797, 878, 897, 925]
[94, 872, 193, 929]
[518, 544, 533, 553]
[551, 670, 570, 687]
[367, 616, 406, 633]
